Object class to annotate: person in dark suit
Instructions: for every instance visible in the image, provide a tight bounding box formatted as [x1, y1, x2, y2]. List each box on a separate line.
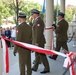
[14, 12, 32, 75]
[30, 9, 50, 74]
[49, 12, 69, 60]
[5, 27, 11, 47]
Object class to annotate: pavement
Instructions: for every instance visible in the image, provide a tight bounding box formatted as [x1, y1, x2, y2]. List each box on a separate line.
[2, 40, 76, 75]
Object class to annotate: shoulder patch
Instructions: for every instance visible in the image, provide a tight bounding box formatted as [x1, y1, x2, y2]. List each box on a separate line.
[37, 24, 40, 26]
[16, 30, 18, 33]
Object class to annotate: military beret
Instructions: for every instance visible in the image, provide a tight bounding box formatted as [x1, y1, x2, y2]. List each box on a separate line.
[58, 12, 65, 18]
[18, 12, 26, 18]
[31, 9, 40, 15]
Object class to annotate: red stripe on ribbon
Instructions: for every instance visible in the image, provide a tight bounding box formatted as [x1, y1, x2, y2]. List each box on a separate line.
[1, 37, 9, 73]
[5, 42, 9, 73]
[45, 27, 53, 30]
[69, 53, 75, 75]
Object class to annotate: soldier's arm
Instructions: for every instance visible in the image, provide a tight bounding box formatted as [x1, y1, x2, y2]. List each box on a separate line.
[14, 26, 19, 53]
[29, 16, 34, 26]
[29, 21, 33, 26]
[35, 20, 44, 44]
[55, 22, 62, 34]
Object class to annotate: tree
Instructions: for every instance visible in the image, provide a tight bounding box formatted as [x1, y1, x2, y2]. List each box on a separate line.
[54, 5, 60, 24]
[18, 0, 42, 19]
[65, 8, 73, 22]
[0, 0, 42, 25]
[0, 0, 4, 25]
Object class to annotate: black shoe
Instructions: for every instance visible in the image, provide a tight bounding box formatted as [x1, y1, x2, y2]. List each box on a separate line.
[31, 68, 37, 72]
[40, 70, 50, 74]
[49, 56, 57, 60]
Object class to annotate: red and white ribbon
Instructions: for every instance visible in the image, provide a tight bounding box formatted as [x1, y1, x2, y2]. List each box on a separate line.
[1, 37, 9, 73]
[4, 37, 67, 57]
[63, 52, 76, 75]
[0, 37, 76, 75]
[45, 26, 53, 30]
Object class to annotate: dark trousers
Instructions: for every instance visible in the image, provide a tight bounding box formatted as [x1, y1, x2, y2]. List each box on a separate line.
[18, 48, 32, 75]
[55, 40, 68, 51]
[53, 40, 68, 59]
[32, 44, 50, 71]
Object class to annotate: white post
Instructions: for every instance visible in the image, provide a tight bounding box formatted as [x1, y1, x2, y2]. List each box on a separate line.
[0, 27, 2, 75]
[60, 0, 65, 13]
[45, 0, 54, 49]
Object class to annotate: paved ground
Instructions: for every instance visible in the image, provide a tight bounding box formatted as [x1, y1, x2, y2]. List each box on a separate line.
[2, 40, 76, 75]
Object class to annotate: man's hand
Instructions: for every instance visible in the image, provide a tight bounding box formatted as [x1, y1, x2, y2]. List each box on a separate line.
[29, 16, 33, 22]
[13, 51, 17, 56]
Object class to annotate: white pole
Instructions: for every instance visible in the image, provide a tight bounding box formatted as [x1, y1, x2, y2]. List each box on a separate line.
[60, 0, 65, 13]
[45, 0, 54, 49]
[0, 27, 2, 75]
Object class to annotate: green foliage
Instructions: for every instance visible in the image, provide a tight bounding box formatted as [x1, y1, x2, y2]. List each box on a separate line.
[0, 0, 76, 25]
[0, 12, 2, 25]
[18, 1, 42, 19]
[65, 7, 76, 22]
[54, 5, 60, 23]
[0, 0, 42, 25]
[54, 5, 76, 22]
[0, 0, 4, 25]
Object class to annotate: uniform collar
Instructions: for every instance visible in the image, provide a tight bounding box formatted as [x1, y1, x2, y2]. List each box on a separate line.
[35, 16, 40, 20]
[59, 18, 64, 22]
[19, 22, 26, 25]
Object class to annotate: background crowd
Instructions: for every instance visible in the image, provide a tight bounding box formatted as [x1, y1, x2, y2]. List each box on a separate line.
[1, 27, 16, 47]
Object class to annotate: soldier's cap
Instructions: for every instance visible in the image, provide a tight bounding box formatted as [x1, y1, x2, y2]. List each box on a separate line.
[18, 12, 26, 18]
[31, 9, 40, 15]
[58, 12, 65, 18]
